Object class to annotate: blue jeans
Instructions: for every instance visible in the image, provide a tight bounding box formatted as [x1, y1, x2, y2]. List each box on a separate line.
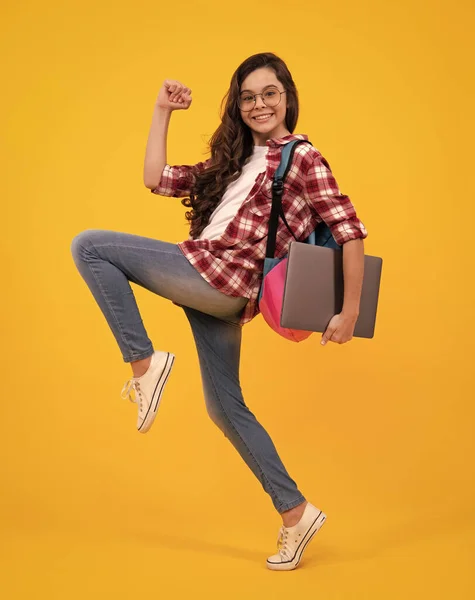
[70, 229, 306, 513]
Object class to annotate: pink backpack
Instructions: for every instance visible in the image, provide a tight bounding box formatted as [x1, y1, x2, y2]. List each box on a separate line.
[257, 140, 341, 342]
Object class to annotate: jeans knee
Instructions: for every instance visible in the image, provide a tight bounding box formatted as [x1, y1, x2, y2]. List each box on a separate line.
[70, 229, 100, 260]
[205, 401, 229, 437]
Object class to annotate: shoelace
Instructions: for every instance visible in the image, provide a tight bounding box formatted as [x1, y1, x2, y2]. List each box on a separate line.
[276, 526, 291, 559]
[276, 524, 303, 560]
[120, 379, 143, 410]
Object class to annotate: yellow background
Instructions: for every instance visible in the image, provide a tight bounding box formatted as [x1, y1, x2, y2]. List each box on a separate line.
[2, 0, 474, 597]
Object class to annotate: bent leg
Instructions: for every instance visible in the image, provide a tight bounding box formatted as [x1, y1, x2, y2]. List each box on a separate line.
[182, 305, 306, 514]
[70, 229, 247, 362]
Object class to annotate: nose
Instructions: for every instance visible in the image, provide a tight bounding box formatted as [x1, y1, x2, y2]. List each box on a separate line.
[255, 94, 267, 109]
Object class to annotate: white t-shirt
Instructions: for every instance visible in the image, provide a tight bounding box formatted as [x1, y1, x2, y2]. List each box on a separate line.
[198, 145, 267, 241]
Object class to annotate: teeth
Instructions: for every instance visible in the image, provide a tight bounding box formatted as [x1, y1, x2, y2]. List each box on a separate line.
[254, 114, 273, 121]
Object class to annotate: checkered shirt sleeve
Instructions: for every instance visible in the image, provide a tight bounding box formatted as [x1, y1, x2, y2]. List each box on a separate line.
[304, 154, 368, 245]
[150, 157, 212, 198]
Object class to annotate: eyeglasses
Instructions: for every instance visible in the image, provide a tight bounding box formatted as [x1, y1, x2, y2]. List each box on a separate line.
[238, 86, 286, 111]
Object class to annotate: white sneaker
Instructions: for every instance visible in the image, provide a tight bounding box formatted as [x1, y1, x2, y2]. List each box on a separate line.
[266, 503, 327, 571]
[120, 350, 175, 433]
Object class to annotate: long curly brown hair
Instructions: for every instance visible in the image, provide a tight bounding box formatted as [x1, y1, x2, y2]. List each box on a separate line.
[181, 52, 300, 239]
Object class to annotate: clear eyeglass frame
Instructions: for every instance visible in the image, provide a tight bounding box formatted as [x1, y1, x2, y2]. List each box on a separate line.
[238, 88, 287, 112]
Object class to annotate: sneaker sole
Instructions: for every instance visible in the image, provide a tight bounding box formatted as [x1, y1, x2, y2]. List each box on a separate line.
[138, 352, 175, 434]
[266, 510, 327, 571]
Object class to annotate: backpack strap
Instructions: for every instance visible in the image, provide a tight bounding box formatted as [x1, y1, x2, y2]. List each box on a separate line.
[265, 140, 313, 259]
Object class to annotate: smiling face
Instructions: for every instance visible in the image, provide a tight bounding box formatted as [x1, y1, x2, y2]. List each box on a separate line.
[239, 67, 291, 146]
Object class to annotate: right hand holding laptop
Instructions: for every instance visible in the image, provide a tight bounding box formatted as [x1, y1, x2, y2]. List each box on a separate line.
[321, 312, 358, 346]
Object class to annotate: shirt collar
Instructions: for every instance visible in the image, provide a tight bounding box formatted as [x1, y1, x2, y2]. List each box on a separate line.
[265, 133, 309, 148]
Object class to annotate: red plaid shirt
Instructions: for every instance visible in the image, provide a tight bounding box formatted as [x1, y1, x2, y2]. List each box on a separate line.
[151, 133, 368, 325]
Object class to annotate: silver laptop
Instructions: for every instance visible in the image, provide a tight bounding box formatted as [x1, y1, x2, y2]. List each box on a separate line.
[280, 242, 383, 339]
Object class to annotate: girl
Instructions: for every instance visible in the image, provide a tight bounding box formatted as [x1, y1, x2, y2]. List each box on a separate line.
[71, 52, 368, 571]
